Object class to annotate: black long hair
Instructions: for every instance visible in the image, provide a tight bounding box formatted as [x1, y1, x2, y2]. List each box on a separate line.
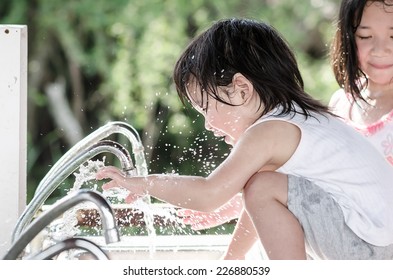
[330, 0, 393, 101]
[173, 18, 329, 118]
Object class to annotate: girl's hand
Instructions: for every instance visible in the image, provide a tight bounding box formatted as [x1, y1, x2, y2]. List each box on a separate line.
[177, 194, 243, 230]
[177, 209, 231, 230]
[95, 166, 145, 204]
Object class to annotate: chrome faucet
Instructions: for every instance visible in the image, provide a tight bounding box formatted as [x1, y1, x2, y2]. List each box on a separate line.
[27, 237, 109, 260]
[11, 121, 152, 258]
[12, 139, 135, 241]
[3, 189, 119, 260]
[37, 121, 147, 195]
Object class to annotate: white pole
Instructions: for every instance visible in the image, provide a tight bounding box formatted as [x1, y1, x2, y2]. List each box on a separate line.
[0, 25, 28, 256]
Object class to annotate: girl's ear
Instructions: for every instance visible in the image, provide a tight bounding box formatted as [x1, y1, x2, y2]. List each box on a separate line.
[232, 73, 254, 102]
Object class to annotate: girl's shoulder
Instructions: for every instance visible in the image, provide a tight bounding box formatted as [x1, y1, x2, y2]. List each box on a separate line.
[329, 88, 352, 106]
[328, 88, 353, 119]
[329, 88, 344, 106]
[242, 116, 302, 170]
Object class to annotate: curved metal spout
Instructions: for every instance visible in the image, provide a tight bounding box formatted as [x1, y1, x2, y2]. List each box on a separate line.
[4, 190, 119, 260]
[12, 139, 133, 242]
[37, 121, 147, 194]
[27, 237, 109, 260]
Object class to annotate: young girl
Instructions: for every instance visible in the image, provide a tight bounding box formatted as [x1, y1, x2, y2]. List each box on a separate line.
[96, 18, 393, 260]
[329, 0, 393, 166]
[181, 0, 393, 259]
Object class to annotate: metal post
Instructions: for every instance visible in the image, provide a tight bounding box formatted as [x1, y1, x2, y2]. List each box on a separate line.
[0, 25, 28, 256]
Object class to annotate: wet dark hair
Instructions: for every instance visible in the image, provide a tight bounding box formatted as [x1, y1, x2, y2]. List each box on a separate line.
[173, 18, 329, 118]
[330, 0, 393, 101]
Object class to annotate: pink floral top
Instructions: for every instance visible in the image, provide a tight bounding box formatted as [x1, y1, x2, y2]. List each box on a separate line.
[329, 89, 393, 166]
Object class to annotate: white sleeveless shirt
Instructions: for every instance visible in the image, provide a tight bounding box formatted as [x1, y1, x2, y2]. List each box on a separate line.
[251, 105, 393, 246]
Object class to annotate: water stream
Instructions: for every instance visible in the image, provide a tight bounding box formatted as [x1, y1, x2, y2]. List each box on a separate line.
[51, 158, 187, 259]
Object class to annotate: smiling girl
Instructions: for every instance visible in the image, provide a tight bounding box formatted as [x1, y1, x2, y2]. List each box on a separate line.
[330, 0, 393, 166]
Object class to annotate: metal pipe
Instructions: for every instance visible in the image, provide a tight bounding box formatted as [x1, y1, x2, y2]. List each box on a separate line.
[12, 140, 133, 241]
[36, 121, 146, 195]
[27, 237, 109, 260]
[4, 190, 119, 260]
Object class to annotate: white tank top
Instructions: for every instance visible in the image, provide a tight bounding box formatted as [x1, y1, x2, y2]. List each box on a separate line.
[252, 105, 393, 246]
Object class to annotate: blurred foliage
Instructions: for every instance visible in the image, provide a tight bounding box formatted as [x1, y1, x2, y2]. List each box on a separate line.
[1, 0, 340, 204]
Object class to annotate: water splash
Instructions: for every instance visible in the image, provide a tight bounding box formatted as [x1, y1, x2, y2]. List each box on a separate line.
[44, 158, 191, 258]
[45, 159, 107, 243]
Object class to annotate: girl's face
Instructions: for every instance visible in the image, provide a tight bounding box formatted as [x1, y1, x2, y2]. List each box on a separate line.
[355, 1, 393, 88]
[186, 82, 253, 146]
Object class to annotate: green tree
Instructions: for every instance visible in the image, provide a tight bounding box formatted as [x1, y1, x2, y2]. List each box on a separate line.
[0, 0, 340, 203]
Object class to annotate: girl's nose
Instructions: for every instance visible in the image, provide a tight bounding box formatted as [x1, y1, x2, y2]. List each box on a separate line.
[204, 121, 212, 131]
[204, 118, 214, 132]
[371, 38, 391, 57]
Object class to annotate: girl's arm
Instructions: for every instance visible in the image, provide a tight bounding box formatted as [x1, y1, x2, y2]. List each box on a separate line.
[96, 168, 239, 212]
[96, 121, 300, 212]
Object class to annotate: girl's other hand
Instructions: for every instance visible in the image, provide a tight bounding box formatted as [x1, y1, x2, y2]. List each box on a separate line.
[177, 194, 243, 230]
[177, 209, 229, 230]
